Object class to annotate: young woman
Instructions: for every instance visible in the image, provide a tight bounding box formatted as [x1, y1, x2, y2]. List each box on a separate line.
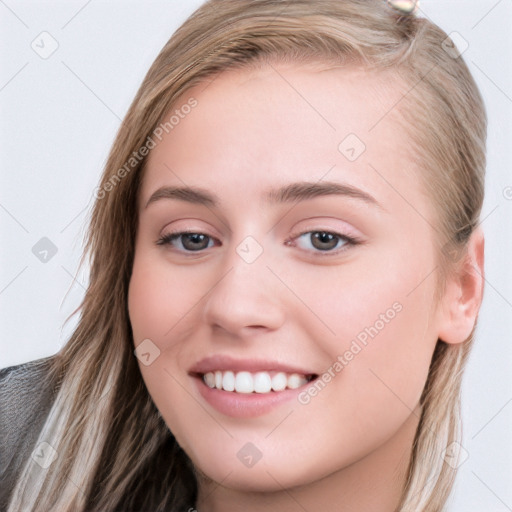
[1, 0, 486, 510]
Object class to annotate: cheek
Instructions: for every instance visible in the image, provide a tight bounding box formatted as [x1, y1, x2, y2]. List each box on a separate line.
[295, 246, 438, 417]
[127, 249, 208, 454]
[128, 248, 206, 344]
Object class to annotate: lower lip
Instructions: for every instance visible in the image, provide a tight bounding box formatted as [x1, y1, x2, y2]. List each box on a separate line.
[193, 375, 315, 418]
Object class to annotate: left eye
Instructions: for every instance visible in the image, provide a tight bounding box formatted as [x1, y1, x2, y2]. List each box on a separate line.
[292, 231, 354, 254]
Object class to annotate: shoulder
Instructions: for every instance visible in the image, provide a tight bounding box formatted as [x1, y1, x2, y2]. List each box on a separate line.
[0, 355, 57, 390]
[0, 356, 57, 422]
[0, 355, 55, 384]
[0, 355, 59, 509]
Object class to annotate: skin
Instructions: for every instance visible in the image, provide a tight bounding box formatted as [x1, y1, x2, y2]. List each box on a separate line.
[127, 61, 484, 512]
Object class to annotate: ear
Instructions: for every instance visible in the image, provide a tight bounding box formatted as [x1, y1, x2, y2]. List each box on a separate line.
[437, 227, 485, 345]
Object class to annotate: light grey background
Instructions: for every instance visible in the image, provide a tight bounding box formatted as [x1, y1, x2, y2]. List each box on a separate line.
[1, 1, 511, 510]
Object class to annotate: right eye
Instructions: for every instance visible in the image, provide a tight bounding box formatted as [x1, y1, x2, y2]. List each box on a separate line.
[156, 231, 219, 253]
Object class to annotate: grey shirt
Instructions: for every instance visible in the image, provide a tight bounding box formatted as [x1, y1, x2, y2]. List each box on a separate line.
[0, 356, 58, 511]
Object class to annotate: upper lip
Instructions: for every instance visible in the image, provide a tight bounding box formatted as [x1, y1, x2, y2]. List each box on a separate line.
[189, 355, 317, 376]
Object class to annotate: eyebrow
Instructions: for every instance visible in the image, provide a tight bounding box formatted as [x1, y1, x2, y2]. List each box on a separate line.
[145, 181, 381, 209]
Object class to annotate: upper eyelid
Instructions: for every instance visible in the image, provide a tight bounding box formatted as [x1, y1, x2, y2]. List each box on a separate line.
[157, 214, 362, 239]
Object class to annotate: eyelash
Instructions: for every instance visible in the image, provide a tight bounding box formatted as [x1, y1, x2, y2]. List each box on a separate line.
[156, 229, 361, 258]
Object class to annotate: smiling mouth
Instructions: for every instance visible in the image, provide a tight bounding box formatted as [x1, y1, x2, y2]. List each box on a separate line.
[197, 370, 318, 394]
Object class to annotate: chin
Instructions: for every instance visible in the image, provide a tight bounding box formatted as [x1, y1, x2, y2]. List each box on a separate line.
[190, 447, 341, 494]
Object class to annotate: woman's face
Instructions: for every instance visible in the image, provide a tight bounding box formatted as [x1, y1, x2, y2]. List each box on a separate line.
[128, 62, 444, 490]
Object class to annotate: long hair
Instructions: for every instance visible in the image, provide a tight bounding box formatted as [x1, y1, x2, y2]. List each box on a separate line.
[7, 1, 486, 510]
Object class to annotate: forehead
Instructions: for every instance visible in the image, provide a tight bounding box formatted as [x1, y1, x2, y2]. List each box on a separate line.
[140, 61, 422, 213]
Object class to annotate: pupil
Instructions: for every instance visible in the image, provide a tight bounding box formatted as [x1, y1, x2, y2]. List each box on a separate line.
[183, 233, 208, 251]
[312, 232, 337, 250]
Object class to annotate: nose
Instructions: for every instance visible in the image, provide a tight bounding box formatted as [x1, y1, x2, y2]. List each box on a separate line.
[202, 246, 286, 337]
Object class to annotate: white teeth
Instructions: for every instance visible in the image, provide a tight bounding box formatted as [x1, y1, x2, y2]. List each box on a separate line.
[287, 373, 304, 390]
[235, 371, 253, 393]
[204, 372, 215, 388]
[254, 372, 272, 393]
[202, 370, 310, 393]
[222, 371, 235, 392]
[271, 372, 288, 391]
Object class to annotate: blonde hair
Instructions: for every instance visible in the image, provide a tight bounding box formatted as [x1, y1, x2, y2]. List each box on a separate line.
[7, 1, 486, 510]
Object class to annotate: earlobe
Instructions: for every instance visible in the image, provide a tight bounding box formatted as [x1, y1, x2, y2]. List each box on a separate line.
[437, 227, 485, 345]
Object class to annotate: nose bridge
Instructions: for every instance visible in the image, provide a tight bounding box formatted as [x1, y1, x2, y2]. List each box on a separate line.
[202, 235, 285, 333]
[221, 232, 273, 293]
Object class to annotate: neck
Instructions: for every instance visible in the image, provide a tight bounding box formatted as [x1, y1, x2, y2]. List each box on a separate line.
[195, 404, 421, 512]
